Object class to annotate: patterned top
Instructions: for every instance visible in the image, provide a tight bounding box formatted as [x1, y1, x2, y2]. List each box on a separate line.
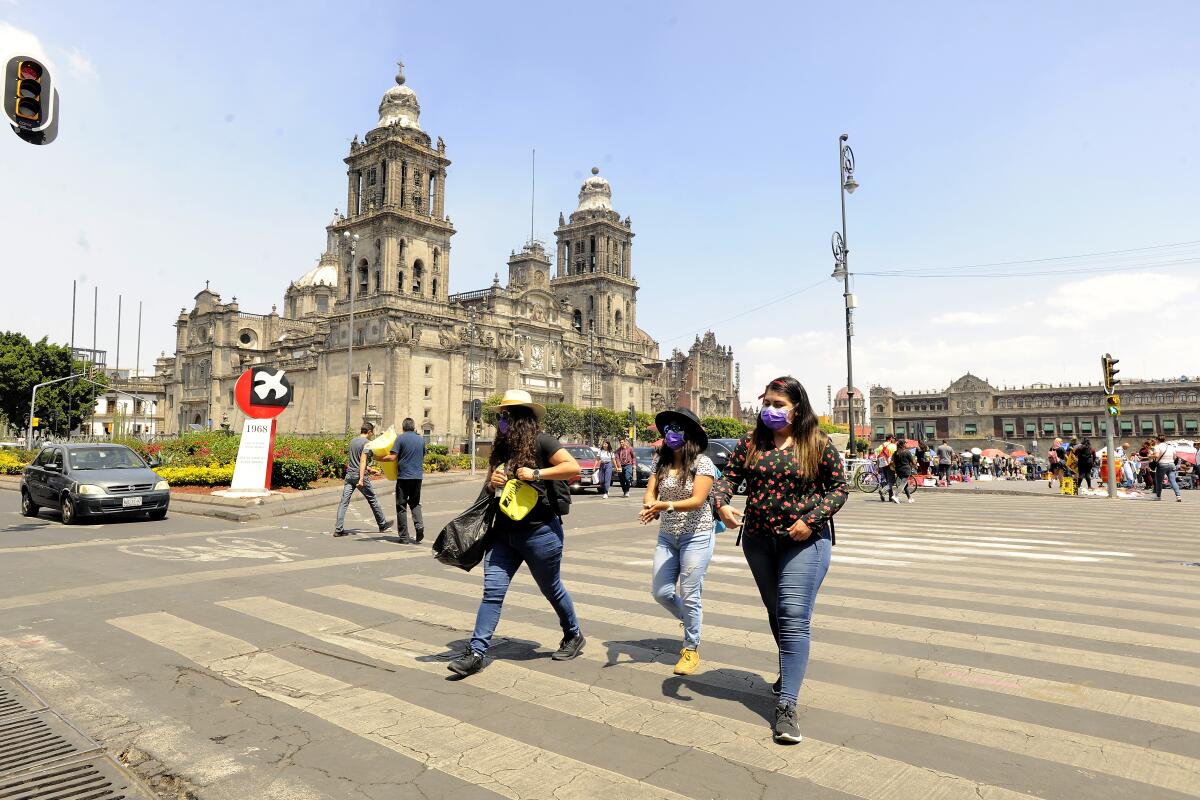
[714, 434, 848, 537]
[656, 454, 717, 535]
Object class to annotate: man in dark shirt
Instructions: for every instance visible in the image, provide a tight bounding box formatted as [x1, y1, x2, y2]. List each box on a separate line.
[333, 423, 392, 537]
[615, 438, 636, 497]
[380, 417, 426, 544]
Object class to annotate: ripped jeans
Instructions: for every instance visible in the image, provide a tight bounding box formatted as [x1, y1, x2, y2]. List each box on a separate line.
[651, 526, 715, 649]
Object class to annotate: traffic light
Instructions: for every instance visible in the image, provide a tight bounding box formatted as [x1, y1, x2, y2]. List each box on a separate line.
[1106, 394, 1120, 417]
[3, 55, 59, 145]
[30, 417, 39, 428]
[471, 398, 482, 422]
[1101, 354, 1120, 394]
[628, 403, 636, 429]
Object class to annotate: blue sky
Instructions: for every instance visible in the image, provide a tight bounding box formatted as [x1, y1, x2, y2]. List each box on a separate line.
[3, 1, 1199, 412]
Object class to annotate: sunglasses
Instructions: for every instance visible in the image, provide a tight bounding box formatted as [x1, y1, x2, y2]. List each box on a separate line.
[663, 424, 684, 436]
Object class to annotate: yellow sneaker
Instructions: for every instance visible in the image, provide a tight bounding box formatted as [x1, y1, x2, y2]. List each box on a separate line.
[673, 648, 700, 675]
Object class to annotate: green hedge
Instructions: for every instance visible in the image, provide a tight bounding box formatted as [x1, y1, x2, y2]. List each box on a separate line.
[0, 451, 30, 475]
[272, 457, 320, 490]
[423, 453, 452, 472]
[427, 444, 449, 456]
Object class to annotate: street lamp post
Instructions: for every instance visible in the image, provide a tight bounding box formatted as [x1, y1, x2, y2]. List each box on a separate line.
[342, 231, 360, 433]
[466, 307, 477, 476]
[587, 331, 596, 445]
[363, 363, 372, 427]
[831, 133, 859, 455]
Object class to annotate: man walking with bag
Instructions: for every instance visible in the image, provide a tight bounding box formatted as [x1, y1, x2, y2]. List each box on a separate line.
[379, 417, 426, 544]
[333, 423, 393, 537]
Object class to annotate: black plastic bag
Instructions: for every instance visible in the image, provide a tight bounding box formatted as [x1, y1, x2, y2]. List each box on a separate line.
[433, 487, 495, 571]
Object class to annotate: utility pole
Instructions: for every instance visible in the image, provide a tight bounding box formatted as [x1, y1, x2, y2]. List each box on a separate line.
[342, 231, 359, 433]
[115, 294, 122, 375]
[69, 280, 76, 437]
[467, 307, 477, 476]
[1102, 353, 1120, 498]
[135, 301, 142, 379]
[831, 133, 860, 455]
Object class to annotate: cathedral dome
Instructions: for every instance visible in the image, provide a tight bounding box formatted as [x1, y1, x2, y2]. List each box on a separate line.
[377, 61, 422, 130]
[295, 262, 338, 288]
[576, 167, 612, 212]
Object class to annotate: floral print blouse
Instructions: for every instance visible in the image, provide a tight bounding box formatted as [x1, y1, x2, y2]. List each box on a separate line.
[714, 434, 848, 537]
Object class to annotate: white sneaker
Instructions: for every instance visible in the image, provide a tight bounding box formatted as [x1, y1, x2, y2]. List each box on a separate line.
[891, 497, 900, 504]
[603, 493, 609, 499]
[907, 498, 914, 504]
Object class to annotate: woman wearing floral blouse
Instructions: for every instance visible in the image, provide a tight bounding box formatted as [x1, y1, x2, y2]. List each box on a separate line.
[714, 376, 849, 744]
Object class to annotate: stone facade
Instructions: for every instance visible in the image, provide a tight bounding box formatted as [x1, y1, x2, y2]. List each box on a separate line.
[157, 62, 737, 443]
[870, 373, 1200, 451]
[832, 386, 866, 436]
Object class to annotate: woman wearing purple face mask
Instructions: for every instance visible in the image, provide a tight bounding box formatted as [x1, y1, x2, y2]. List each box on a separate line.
[713, 376, 848, 745]
[639, 408, 717, 676]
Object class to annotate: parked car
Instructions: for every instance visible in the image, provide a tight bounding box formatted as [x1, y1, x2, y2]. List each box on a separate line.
[562, 445, 604, 493]
[21, 443, 170, 524]
[633, 446, 656, 487]
[704, 438, 747, 494]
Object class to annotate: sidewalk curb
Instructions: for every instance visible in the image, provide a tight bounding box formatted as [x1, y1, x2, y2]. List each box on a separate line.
[0, 472, 479, 521]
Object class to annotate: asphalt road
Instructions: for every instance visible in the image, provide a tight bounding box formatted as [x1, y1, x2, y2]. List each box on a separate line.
[1, 481, 1198, 799]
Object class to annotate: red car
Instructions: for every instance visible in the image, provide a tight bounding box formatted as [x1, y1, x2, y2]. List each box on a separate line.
[562, 445, 604, 493]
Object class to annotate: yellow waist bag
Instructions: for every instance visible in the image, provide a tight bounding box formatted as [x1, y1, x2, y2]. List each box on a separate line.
[498, 479, 540, 521]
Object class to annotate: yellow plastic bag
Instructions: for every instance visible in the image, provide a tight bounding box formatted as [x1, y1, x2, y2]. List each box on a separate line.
[498, 479, 539, 521]
[367, 426, 398, 481]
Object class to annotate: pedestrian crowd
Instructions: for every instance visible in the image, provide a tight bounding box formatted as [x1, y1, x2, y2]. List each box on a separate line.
[339, 379, 849, 745]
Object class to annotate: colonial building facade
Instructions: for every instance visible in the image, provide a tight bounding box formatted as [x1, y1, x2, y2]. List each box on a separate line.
[156, 63, 737, 442]
[870, 373, 1200, 451]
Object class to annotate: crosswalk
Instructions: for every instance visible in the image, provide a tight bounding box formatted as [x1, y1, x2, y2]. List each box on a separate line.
[100, 493, 1200, 800]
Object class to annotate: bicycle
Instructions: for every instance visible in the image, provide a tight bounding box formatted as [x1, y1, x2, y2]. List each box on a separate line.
[852, 460, 880, 493]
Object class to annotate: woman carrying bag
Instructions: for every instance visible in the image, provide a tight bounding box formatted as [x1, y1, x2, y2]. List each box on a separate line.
[638, 408, 717, 676]
[598, 439, 615, 499]
[449, 390, 587, 677]
[714, 376, 848, 745]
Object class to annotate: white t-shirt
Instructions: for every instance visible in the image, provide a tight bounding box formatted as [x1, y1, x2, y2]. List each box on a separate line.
[1153, 443, 1176, 463]
[656, 454, 716, 535]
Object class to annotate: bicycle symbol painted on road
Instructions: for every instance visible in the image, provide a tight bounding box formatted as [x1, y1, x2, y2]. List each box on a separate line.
[119, 536, 301, 563]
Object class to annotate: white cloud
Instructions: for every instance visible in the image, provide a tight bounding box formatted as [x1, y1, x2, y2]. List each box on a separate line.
[65, 48, 97, 80]
[932, 311, 1001, 326]
[0, 21, 50, 65]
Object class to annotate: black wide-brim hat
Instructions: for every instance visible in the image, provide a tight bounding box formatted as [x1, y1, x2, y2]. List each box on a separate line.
[655, 407, 708, 451]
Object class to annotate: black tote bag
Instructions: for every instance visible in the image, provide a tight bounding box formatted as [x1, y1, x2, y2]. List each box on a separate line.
[432, 487, 495, 571]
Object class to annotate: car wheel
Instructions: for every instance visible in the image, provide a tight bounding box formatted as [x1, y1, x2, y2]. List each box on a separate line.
[60, 494, 79, 525]
[20, 489, 39, 517]
[147, 508, 167, 521]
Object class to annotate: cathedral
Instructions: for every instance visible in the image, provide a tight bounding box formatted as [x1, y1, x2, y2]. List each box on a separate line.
[156, 62, 739, 443]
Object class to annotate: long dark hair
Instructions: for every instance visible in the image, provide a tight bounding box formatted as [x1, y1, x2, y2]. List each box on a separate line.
[746, 375, 825, 478]
[653, 439, 702, 495]
[489, 407, 540, 471]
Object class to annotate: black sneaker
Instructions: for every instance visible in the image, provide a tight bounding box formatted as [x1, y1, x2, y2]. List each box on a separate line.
[551, 633, 586, 661]
[379, 520, 394, 533]
[415, 529, 425, 543]
[771, 676, 781, 696]
[448, 651, 485, 677]
[773, 703, 802, 744]
[332, 530, 349, 538]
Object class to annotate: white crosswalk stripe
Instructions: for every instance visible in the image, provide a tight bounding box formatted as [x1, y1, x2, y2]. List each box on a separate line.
[88, 492, 1200, 800]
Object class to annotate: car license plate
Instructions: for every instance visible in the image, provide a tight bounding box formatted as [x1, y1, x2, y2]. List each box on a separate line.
[122, 496, 143, 508]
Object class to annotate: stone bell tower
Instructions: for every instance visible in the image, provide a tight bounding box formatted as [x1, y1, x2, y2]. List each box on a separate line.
[334, 60, 455, 305]
[551, 168, 638, 342]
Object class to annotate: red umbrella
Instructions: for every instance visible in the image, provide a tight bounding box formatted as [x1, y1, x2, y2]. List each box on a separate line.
[1010, 450, 1028, 458]
[903, 439, 920, 449]
[980, 448, 1006, 458]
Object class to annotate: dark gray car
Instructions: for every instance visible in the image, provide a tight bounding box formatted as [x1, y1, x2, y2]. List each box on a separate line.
[21, 443, 170, 524]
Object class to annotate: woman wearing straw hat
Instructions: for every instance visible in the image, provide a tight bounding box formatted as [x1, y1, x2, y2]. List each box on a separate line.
[638, 408, 717, 676]
[449, 390, 587, 677]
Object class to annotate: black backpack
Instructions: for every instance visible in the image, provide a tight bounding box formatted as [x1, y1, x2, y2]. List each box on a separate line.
[538, 448, 572, 518]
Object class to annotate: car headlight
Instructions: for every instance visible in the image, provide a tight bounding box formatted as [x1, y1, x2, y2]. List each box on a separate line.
[77, 484, 105, 496]
[154, 480, 170, 491]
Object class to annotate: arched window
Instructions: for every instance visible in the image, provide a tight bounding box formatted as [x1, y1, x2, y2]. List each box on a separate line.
[614, 309, 623, 335]
[428, 172, 436, 214]
[588, 295, 594, 312]
[1165, 392, 1174, 403]
[572, 310, 582, 332]
[432, 277, 438, 297]
[1156, 392, 1165, 404]
[433, 248, 439, 270]
[412, 260, 424, 295]
[357, 259, 369, 295]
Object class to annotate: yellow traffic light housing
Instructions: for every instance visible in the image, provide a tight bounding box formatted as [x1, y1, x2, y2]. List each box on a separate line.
[4, 55, 58, 145]
[1106, 394, 1120, 417]
[1101, 354, 1120, 394]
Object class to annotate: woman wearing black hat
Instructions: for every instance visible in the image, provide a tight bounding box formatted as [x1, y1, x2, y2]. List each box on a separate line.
[714, 376, 848, 744]
[638, 408, 717, 676]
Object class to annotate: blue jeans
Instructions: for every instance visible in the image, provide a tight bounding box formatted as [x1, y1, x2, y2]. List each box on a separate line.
[334, 478, 387, 532]
[742, 529, 831, 705]
[652, 527, 715, 648]
[599, 462, 613, 492]
[1157, 464, 1181, 498]
[469, 518, 581, 656]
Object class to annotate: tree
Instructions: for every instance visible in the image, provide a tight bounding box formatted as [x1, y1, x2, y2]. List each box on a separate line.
[542, 404, 583, 440]
[701, 416, 748, 440]
[634, 412, 657, 443]
[0, 332, 103, 436]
